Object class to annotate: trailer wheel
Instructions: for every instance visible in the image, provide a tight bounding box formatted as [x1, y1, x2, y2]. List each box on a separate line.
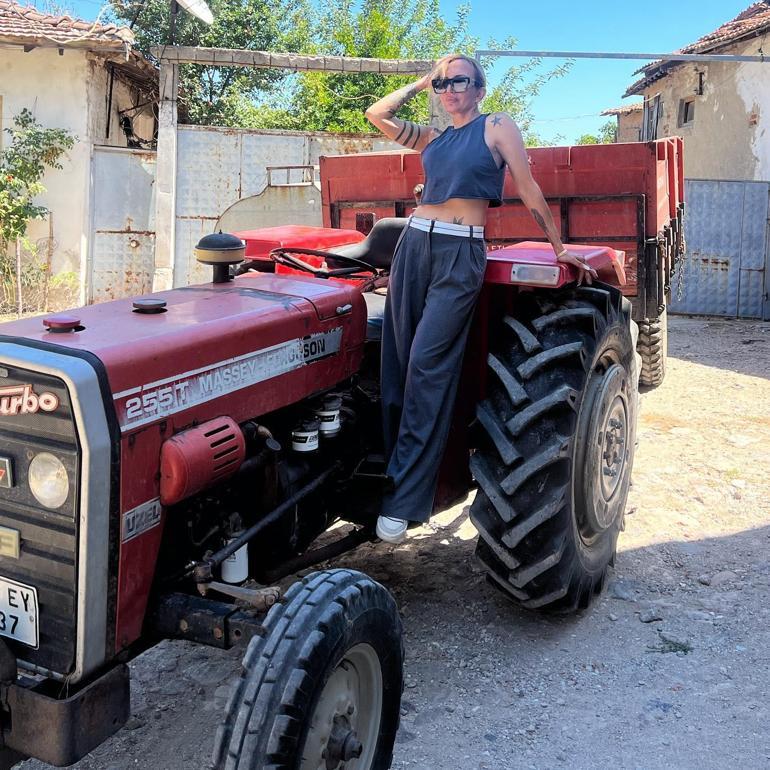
[213, 569, 403, 770]
[637, 309, 667, 387]
[470, 285, 639, 612]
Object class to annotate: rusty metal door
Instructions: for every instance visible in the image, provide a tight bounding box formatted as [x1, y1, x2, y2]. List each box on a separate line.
[88, 147, 156, 303]
[671, 179, 769, 319]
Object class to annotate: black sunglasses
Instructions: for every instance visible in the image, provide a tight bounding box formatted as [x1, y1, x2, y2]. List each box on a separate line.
[431, 76, 482, 94]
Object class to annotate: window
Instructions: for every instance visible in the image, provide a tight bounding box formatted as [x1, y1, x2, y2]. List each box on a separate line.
[678, 98, 695, 127]
[642, 94, 662, 140]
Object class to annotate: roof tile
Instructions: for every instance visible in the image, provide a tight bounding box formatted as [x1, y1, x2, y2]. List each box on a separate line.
[0, 0, 134, 47]
[625, 1, 770, 96]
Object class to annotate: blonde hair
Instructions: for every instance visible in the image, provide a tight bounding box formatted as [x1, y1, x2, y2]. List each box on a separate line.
[434, 54, 486, 89]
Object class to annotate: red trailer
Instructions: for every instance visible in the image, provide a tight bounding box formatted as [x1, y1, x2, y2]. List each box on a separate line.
[320, 138, 685, 386]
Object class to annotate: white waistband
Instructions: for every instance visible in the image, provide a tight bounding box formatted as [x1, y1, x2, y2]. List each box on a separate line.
[409, 216, 484, 239]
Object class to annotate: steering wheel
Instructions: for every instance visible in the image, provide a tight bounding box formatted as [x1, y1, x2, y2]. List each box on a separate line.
[270, 247, 378, 280]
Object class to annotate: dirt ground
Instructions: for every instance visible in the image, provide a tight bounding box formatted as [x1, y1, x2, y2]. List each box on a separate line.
[21, 315, 770, 770]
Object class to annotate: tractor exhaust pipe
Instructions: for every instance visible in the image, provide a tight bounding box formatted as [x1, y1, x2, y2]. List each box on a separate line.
[195, 232, 245, 283]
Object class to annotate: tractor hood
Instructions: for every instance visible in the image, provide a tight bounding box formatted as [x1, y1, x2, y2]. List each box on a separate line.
[0, 272, 366, 434]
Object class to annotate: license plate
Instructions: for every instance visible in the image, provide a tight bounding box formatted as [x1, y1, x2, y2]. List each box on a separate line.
[0, 577, 38, 648]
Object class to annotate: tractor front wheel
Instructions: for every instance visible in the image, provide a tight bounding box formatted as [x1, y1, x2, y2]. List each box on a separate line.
[213, 569, 403, 769]
[470, 285, 640, 612]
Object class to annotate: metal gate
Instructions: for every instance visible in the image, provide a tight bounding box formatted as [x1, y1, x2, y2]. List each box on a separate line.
[88, 147, 157, 304]
[671, 179, 770, 319]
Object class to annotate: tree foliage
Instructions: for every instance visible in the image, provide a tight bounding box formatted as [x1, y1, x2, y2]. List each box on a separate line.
[0, 109, 75, 248]
[249, 0, 570, 143]
[114, 0, 570, 141]
[0, 109, 75, 313]
[575, 120, 617, 145]
[110, 0, 297, 125]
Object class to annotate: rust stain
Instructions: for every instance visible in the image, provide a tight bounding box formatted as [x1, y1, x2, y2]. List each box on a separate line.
[97, 229, 155, 236]
[698, 256, 730, 272]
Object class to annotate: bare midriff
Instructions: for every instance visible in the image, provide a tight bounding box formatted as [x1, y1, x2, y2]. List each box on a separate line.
[413, 197, 490, 228]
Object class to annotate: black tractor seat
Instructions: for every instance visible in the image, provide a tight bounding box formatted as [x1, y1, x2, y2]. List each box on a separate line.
[330, 217, 407, 269]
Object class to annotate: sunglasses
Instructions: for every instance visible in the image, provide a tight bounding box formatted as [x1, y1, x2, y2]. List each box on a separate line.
[431, 76, 482, 94]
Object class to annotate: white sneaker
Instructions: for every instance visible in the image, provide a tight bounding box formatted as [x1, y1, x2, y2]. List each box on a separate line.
[376, 515, 408, 544]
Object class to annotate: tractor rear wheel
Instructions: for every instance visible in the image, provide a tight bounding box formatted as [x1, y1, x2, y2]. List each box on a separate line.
[213, 569, 403, 770]
[637, 308, 667, 387]
[470, 285, 639, 612]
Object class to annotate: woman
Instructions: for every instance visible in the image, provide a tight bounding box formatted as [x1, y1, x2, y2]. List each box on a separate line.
[365, 54, 597, 543]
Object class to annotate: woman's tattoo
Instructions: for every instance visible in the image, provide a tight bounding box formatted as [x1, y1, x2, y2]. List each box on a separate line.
[385, 85, 419, 117]
[452, 216, 465, 224]
[395, 121, 423, 149]
[530, 208, 548, 234]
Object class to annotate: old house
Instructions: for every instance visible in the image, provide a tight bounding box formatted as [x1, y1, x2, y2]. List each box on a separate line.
[600, 103, 642, 143]
[624, 1, 769, 180]
[624, 1, 770, 319]
[0, 0, 157, 307]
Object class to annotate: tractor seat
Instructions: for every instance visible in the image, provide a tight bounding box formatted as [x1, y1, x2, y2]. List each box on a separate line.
[362, 291, 387, 341]
[330, 217, 408, 269]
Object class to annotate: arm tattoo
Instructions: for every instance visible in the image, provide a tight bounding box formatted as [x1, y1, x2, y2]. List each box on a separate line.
[384, 84, 419, 117]
[395, 121, 423, 149]
[491, 113, 503, 126]
[530, 208, 548, 234]
[452, 216, 464, 224]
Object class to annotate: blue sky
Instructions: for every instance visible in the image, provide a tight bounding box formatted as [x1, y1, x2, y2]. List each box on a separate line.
[62, 0, 754, 142]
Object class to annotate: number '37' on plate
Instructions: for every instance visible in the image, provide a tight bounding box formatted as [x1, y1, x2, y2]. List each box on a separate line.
[0, 577, 38, 648]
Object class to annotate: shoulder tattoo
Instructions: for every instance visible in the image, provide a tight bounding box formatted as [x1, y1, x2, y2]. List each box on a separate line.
[491, 113, 504, 126]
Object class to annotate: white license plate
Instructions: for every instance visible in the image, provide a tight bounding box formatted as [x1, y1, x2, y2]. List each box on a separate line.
[0, 577, 38, 648]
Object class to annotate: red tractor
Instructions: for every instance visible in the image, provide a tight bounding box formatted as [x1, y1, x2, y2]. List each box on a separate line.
[0, 138, 682, 768]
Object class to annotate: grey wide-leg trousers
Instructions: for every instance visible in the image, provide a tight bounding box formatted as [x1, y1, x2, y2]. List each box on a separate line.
[380, 222, 487, 523]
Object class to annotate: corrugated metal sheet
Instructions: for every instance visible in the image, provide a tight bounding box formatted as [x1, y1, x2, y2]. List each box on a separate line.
[90, 147, 157, 303]
[216, 184, 322, 232]
[175, 127, 393, 287]
[671, 179, 769, 319]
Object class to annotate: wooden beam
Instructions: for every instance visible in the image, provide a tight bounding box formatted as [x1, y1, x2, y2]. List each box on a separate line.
[149, 46, 434, 74]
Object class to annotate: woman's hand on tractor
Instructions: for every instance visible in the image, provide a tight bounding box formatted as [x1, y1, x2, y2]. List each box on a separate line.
[557, 249, 598, 285]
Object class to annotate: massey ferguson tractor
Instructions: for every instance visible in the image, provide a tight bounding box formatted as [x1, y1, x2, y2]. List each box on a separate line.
[0, 137, 683, 768]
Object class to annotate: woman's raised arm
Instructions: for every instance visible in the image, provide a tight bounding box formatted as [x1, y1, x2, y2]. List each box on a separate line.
[365, 74, 438, 153]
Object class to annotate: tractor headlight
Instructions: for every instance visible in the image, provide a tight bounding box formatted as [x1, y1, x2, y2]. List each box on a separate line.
[29, 452, 69, 509]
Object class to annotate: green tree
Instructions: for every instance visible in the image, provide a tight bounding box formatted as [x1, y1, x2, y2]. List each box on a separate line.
[115, 0, 570, 138]
[575, 120, 616, 145]
[221, 0, 570, 143]
[0, 109, 75, 311]
[0, 109, 74, 248]
[598, 119, 617, 143]
[243, 0, 477, 132]
[110, 0, 299, 125]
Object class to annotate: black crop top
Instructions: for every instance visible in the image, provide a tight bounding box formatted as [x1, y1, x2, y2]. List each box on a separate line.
[420, 114, 505, 207]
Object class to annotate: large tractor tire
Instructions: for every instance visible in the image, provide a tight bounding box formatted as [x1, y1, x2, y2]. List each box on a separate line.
[470, 285, 640, 612]
[637, 308, 667, 388]
[213, 569, 403, 770]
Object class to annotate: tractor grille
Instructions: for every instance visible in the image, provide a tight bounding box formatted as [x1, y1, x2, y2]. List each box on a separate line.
[0, 364, 79, 675]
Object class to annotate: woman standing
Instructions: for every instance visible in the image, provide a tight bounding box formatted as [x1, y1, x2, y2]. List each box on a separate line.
[365, 54, 597, 543]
